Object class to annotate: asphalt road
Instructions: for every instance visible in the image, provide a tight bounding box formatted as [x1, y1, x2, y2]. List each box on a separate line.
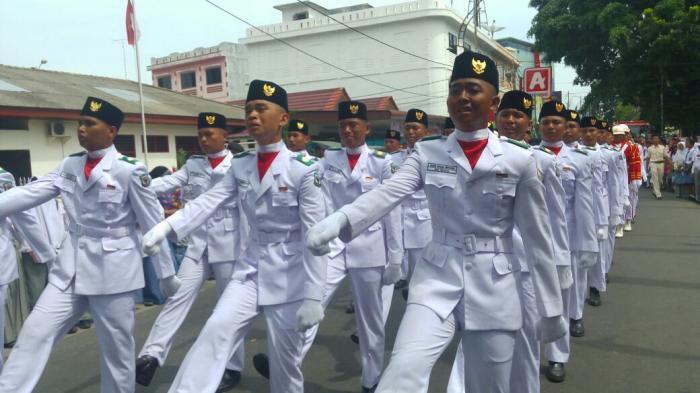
[22, 188, 700, 393]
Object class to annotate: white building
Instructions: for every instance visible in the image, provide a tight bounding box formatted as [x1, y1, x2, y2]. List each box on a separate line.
[0, 65, 244, 180]
[149, 0, 519, 116]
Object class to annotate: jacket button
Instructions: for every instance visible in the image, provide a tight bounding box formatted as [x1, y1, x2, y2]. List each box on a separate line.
[79, 243, 85, 249]
[507, 263, 513, 271]
[465, 262, 473, 270]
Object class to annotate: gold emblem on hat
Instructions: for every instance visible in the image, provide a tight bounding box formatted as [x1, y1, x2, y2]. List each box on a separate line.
[263, 83, 276, 97]
[570, 111, 578, 119]
[601, 121, 608, 128]
[296, 121, 304, 130]
[523, 98, 532, 109]
[205, 115, 216, 125]
[89, 101, 102, 112]
[415, 111, 424, 121]
[349, 104, 359, 115]
[591, 118, 597, 125]
[555, 102, 564, 112]
[472, 58, 486, 75]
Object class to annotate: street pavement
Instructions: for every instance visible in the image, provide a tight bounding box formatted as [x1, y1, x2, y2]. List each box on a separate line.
[23, 188, 700, 393]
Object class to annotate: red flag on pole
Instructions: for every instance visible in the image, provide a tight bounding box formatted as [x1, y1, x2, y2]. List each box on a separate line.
[126, 0, 138, 46]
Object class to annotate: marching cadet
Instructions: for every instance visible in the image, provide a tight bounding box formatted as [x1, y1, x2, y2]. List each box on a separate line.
[446, 90, 572, 393]
[579, 117, 612, 307]
[135, 112, 248, 392]
[538, 103, 597, 383]
[397, 109, 433, 300]
[296, 101, 402, 392]
[0, 170, 57, 371]
[142, 80, 327, 393]
[0, 97, 179, 393]
[612, 125, 642, 226]
[304, 50, 566, 393]
[287, 119, 312, 156]
[384, 129, 403, 154]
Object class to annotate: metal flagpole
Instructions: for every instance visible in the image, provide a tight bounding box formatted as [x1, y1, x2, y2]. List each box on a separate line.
[131, 0, 149, 167]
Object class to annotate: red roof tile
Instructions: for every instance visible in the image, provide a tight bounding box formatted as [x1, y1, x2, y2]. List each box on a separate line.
[358, 96, 399, 111]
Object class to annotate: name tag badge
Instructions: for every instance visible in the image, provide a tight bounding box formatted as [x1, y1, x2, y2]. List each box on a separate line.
[60, 171, 77, 182]
[427, 163, 457, 175]
[327, 165, 344, 174]
[496, 172, 509, 179]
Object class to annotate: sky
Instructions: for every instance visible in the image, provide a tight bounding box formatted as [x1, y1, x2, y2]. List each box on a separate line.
[0, 0, 589, 107]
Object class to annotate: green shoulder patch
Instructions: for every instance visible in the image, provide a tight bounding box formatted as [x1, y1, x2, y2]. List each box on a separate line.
[188, 155, 206, 160]
[574, 148, 589, 156]
[325, 147, 341, 151]
[372, 150, 387, 159]
[538, 146, 554, 155]
[584, 146, 596, 151]
[139, 174, 152, 187]
[504, 138, 530, 150]
[417, 135, 442, 143]
[69, 151, 87, 157]
[295, 153, 315, 166]
[233, 151, 251, 159]
[118, 156, 140, 165]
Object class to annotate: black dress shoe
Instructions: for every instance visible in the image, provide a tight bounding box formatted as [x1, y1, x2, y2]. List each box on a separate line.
[350, 332, 359, 344]
[253, 353, 270, 379]
[345, 301, 355, 314]
[135, 355, 160, 387]
[78, 319, 93, 330]
[401, 288, 408, 301]
[216, 369, 242, 393]
[570, 318, 585, 337]
[394, 279, 408, 290]
[362, 383, 378, 393]
[67, 325, 79, 335]
[587, 287, 601, 306]
[545, 361, 566, 383]
[605, 273, 609, 284]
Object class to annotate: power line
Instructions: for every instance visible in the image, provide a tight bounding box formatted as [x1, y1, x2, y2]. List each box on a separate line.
[205, 0, 442, 98]
[352, 79, 450, 99]
[296, 0, 454, 69]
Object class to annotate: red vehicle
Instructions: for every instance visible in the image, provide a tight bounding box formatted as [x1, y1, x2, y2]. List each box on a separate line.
[615, 120, 651, 136]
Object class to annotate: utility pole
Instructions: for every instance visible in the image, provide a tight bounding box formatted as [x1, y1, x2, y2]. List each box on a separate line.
[659, 66, 664, 136]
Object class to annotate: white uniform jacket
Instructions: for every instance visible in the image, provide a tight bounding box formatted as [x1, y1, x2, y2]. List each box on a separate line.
[390, 149, 432, 249]
[0, 146, 175, 295]
[150, 152, 248, 263]
[166, 143, 327, 305]
[322, 146, 402, 267]
[555, 145, 598, 253]
[338, 131, 563, 331]
[602, 145, 627, 223]
[0, 170, 56, 286]
[585, 145, 611, 227]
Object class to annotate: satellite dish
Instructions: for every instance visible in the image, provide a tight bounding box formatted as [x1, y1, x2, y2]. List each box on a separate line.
[486, 20, 505, 37]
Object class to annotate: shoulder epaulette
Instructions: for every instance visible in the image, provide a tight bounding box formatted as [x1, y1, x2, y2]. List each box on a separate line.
[504, 138, 530, 150]
[325, 147, 342, 151]
[188, 155, 206, 160]
[538, 146, 554, 155]
[233, 151, 251, 159]
[372, 150, 387, 159]
[69, 151, 86, 157]
[295, 153, 315, 166]
[584, 146, 596, 151]
[118, 156, 140, 165]
[574, 148, 589, 156]
[417, 135, 442, 143]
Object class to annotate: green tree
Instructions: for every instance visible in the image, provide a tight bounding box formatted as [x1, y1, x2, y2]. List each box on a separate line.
[529, 0, 700, 135]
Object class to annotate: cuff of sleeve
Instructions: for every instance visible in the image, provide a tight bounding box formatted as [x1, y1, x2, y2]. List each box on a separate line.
[554, 250, 571, 266]
[304, 283, 324, 301]
[387, 250, 403, 265]
[166, 212, 187, 241]
[537, 297, 564, 318]
[337, 208, 356, 243]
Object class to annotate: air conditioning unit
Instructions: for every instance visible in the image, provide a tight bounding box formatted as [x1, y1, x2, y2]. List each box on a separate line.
[48, 121, 68, 138]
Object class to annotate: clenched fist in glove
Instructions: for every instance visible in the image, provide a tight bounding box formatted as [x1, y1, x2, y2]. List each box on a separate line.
[556, 266, 573, 290]
[296, 299, 324, 331]
[159, 275, 182, 298]
[597, 225, 608, 240]
[538, 315, 567, 343]
[382, 264, 402, 286]
[578, 251, 598, 269]
[305, 211, 349, 256]
[142, 221, 173, 256]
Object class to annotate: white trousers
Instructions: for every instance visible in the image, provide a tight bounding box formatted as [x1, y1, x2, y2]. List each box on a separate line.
[0, 285, 6, 373]
[569, 253, 589, 321]
[139, 255, 243, 370]
[375, 303, 515, 393]
[544, 286, 571, 363]
[606, 224, 617, 274]
[301, 255, 386, 388]
[0, 283, 136, 393]
[404, 248, 423, 283]
[381, 282, 394, 325]
[167, 276, 305, 393]
[446, 272, 539, 393]
[589, 240, 607, 292]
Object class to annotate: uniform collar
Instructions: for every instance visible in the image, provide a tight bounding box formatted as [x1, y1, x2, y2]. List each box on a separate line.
[207, 149, 229, 159]
[345, 144, 368, 155]
[257, 140, 285, 153]
[454, 128, 489, 142]
[87, 145, 114, 159]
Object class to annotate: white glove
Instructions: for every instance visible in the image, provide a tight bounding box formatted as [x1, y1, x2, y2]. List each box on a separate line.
[159, 275, 182, 298]
[556, 266, 573, 290]
[578, 251, 598, 269]
[305, 212, 349, 256]
[538, 315, 567, 343]
[142, 221, 173, 256]
[382, 264, 402, 286]
[623, 199, 631, 209]
[633, 179, 642, 189]
[597, 225, 608, 240]
[296, 299, 324, 331]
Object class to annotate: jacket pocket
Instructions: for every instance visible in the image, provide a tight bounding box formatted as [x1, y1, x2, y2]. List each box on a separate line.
[102, 237, 136, 252]
[422, 242, 449, 268]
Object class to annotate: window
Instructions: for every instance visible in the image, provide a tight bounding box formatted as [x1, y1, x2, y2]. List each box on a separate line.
[0, 118, 29, 130]
[175, 136, 201, 157]
[447, 33, 458, 54]
[142, 135, 169, 153]
[205, 67, 222, 85]
[114, 134, 136, 157]
[292, 11, 308, 20]
[157, 75, 172, 89]
[180, 71, 196, 89]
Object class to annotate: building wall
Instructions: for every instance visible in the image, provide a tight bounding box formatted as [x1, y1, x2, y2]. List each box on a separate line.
[0, 119, 200, 176]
